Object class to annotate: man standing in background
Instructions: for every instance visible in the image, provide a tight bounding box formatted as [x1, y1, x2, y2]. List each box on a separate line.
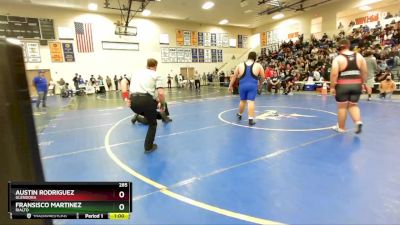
[114, 75, 119, 91]
[32, 70, 48, 108]
[73, 73, 79, 91]
[106, 76, 112, 91]
[364, 50, 378, 101]
[194, 70, 201, 91]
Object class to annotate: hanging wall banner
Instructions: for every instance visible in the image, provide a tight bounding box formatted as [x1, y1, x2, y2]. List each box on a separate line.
[211, 33, 217, 47]
[169, 48, 177, 63]
[26, 42, 41, 63]
[204, 32, 211, 47]
[217, 33, 222, 47]
[161, 48, 170, 63]
[192, 48, 198, 62]
[191, 31, 198, 46]
[198, 48, 205, 63]
[261, 32, 267, 47]
[204, 48, 211, 63]
[242, 35, 248, 48]
[211, 49, 217, 63]
[177, 48, 185, 63]
[237, 35, 243, 48]
[183, 30, 191, 46]
[222, 33, 229, 48]
[49, 42, 64, 62]
[176, 30, 184, 46]
[217, 49, 223, 63]
[184, 48, 192, 62]
[198, 32, 204, 46]
[62, 43, 75, 62]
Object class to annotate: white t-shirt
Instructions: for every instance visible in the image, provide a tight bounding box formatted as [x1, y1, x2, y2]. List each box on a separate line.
[129, 68, 163, 97]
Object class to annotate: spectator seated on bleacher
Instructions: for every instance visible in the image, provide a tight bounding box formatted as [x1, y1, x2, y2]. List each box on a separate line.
[380, 74, 396, 99]
[61, 83, 73, 98]
[267, 72, 281, 94]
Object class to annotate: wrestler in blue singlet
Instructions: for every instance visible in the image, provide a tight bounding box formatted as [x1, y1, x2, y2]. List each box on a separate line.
[239, 62, 259, 101]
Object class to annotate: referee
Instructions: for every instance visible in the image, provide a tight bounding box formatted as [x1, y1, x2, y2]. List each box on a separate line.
[128, 58, 165, 153]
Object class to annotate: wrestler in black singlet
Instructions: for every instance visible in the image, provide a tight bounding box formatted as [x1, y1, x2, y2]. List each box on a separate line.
[335, 53, 363, 103]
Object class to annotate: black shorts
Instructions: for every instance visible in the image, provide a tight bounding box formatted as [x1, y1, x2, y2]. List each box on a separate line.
[335, 84, 362, 103]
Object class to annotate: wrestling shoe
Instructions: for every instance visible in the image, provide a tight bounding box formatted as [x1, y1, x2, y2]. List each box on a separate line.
[236, 113, 242, 120]
[145, 144, 158, 154]
[249, 119, 256, 126]
[332, 124, 345, 133]
[355, 121, 363, 134]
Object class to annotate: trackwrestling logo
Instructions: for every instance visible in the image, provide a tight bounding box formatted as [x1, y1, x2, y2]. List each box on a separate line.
[255, 110, 316, 121]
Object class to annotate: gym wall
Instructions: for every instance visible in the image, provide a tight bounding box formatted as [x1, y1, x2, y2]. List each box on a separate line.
[0, 2, 252, 85]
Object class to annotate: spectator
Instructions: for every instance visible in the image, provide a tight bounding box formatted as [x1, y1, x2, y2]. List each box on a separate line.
[73, 73, 79, 90]
[379, 74, 396, 99]
[167, 74, 172, 89]
[114, 75, 118, 91]
[90, 75, 96, 86]
[364, 50, 379, 100]
[58, 78, 65, 86]
[106, 76, 112, 90]
[267, 72, 281, 94]
[48, 80, 55, 96]
[32, 70, 48, 108]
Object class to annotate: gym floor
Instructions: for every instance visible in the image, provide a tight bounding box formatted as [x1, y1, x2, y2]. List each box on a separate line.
[34, 87, 400, 225]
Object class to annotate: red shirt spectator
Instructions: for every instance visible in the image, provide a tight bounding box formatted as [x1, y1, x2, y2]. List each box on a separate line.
[265, 66, 273, 79]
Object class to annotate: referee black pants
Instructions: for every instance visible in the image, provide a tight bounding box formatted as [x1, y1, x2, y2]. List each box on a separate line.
[195, 80, 200, 89]
[130, 94, 157, 150]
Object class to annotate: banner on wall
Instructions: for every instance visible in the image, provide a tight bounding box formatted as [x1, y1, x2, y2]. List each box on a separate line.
[177, 48, 185, 63]
[176, 30, 184, 46]
[49, 42, 64, 62]
[216, 33, 222, 47]
[198, 32, 204, 46]
[184, 48, 191, 62]
[211, 33, 217, 47]
[25, 42, 41, 63]
[191, 31, 198, 46]
[183, 30, 191, 46]
[288, 32, 299, 39]
[242, 35, 248, 48]
[161, 48, 170, 63]
[198, 48, 205, 63]
[222, 33, 229, 48]
[62, 43, 75, 62]
[238, 35, 243, 48]
[217, 49, 223, 63]
[169, 48, 177, 63]
[355, 14, 379, 25]
[192, 48, 198, 62]
[211, 49, 217, 63]
[204, 48, 211, 63]
[204, 32, 211, 47]
[261, 32, 267, 47]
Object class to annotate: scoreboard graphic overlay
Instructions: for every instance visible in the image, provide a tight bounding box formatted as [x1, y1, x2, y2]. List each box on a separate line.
[8, 182, 132, 220]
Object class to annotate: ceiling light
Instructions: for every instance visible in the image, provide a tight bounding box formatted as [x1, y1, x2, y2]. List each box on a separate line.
[88, 3, 98, 11]
[202, 1, 215, 10]
[142, 9, 151, 16]
[272, 13, 284, 20]
[240, 0, 248, 7]
[219, 19, 228, 25]
[244, 9, 253, 14]
[359, 5, 371, 11]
